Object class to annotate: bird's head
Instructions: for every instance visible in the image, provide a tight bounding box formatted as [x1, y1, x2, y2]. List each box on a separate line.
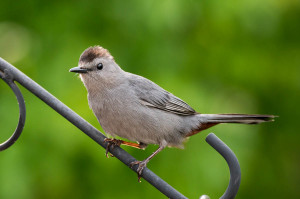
[70, 46, 124, 90]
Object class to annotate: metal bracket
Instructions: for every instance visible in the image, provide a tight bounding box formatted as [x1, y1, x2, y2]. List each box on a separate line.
[0, 58, 241, 199]
[0, 69, 26, 151]
[205, 133, 241, 199]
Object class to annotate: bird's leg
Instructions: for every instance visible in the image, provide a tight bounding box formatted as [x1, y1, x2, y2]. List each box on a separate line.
[104, 138, 145, 158]
[120, 140, 147, 149]
[130, 145, 165, 182]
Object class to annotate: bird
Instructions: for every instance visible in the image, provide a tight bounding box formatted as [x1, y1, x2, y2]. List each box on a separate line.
[69, 45, 275, 181]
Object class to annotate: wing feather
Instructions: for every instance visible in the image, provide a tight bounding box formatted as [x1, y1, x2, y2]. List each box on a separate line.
[129, 74, 196, 116]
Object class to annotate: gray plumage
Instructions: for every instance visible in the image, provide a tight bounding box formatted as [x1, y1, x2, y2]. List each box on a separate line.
[85, 71, 203, 148]
[70, 46, 274, 178]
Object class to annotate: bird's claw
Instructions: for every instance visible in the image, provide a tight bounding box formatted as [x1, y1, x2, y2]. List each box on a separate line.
[130, 160, 148, 182]
[104, 138, 122, 158]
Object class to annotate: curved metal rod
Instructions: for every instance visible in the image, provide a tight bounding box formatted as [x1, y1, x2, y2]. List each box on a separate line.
[0, 58, 242, 199]
[0, 58, 188, 199]
[205, 133, 241, 199]
[0, 69, 26, 151]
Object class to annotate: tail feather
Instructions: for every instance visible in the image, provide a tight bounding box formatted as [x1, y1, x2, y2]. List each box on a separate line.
[200, 114, 275, 124]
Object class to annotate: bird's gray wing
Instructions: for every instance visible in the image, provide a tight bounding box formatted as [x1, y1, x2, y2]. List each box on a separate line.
[128, 75, 197, 116]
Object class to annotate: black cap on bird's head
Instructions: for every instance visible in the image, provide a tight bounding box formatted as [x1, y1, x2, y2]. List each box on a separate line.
[69, 46, 114, 73]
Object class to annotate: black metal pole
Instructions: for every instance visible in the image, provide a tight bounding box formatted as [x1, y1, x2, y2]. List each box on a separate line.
[0, 58, 242, 199]
[0, 58, 188, 199]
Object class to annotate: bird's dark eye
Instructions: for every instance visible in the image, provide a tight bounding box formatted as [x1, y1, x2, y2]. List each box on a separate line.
[97, 63, 103, 70]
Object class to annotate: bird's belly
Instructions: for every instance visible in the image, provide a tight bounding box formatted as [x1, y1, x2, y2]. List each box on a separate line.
[89, 96, 195, 147]
[98, 106, 162, 144]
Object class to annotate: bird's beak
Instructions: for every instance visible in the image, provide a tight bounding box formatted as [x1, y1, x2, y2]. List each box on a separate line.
[69, 66, 88, 73]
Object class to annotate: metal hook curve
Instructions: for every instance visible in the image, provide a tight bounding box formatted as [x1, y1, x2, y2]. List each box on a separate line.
[205, 133, 241, 199]
[0, 58, 242, 199]
[0, 69, 26, 151]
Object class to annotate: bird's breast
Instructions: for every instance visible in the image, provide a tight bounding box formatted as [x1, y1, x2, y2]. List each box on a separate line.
[88, 90, 158, 142]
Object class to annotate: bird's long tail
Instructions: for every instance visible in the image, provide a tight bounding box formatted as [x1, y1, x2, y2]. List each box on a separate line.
[186, 114, 275, 137]
[201, 114, 275, 124]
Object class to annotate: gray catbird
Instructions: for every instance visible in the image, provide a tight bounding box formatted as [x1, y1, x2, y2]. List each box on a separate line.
[70, 46, 274, 181]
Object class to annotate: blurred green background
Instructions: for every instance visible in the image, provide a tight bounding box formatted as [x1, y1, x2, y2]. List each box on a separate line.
[0, 0, 299, 198]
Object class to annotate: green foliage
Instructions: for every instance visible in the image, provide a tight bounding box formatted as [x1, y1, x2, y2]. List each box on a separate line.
[0, 0, 299, 198]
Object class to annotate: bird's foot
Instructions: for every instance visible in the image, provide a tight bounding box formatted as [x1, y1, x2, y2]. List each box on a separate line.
[104, 138, 123, 158]
[130, 160, 148, 182]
